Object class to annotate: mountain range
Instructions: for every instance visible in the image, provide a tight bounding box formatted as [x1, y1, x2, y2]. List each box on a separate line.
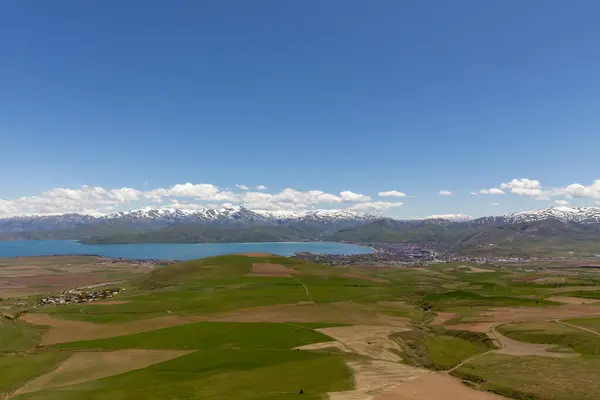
[2, 206, 600, 256]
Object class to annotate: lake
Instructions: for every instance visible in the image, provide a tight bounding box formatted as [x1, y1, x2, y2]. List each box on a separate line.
[0, 240, 373, 260]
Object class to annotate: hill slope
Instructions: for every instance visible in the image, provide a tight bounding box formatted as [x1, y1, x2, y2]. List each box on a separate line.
[6, 254, 600, 400]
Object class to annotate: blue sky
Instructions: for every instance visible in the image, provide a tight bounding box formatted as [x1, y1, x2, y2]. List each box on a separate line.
[1, 0, 600, 218]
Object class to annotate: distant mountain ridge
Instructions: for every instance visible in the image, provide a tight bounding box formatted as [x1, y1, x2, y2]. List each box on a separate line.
[471, 206, 600, 225]
[419, 214, 474, 222]
[2, 206, 600, 234]
[0, 206, 378, 233]
[2, 206, 600, 256]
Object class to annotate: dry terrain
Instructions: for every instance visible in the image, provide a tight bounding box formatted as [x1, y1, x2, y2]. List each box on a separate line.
[0, 256, 154, 298]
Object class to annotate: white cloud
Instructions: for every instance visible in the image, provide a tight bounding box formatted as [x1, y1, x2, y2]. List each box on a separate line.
[500, 178, 546, 199]
[109, 187, 144, 202]
[378, 190, 407, 198]
[555, 200, 570, 206]
[145, 183, 224, 200]
[490, 202, 500, 207]
[9, 177, 599, 218]
[0, 183, 382, 217]
[551, 180, 600, 199]
[271, 189, 341, 204]
[481, 177, 600, 201]
[161, 200, 216, 210]
[470, 192, 478, 195]
[236, 188, 370, 211]
[479, 188, 505, 195]
[346, 201, 403, 212]
[339, 190, 371, 202]
[0, 185, 133, 217]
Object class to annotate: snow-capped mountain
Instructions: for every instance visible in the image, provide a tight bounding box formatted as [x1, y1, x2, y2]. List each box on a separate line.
[473, 206, 600, 225]
[0, 213, 101, 233]
[107, 206, 377, 225]
[2, 206, 600, 235]
[107, 206, 273, 225]
[0, 206, 378, 233]
[420, 214, 474, 223]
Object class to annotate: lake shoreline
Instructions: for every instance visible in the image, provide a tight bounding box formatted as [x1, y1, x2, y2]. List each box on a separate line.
[0, 240, 374, 260]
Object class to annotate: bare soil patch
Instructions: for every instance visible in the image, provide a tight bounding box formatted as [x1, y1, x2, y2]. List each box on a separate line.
[12, 349, 191, 396]
[374, 372, 505, 400]
[446, 322, 497, 333]
[0, 256, 152, 298]
[0, 265, 41, 271]
[467, 266, 494, 273]
[208, 302, 411, 327]
[548, 296, 600, 305]
[248, 263, 296, 277]
[239, 252, 275, 257]
[431, 312, 459, 326]
[446, 304, 600, 333]
[491, 328, 574, 358]
[7, 274, 108, 287]
[316, 325, 409, 362]
[0, 275, 108, 298]
[20, 313, 206, 345]
[344, 273, 389, 283]
[457, 265, 493, 273]
[329, 360, 427, 400]
[548, 286, 600, 294]
[295, 341, 352, 353]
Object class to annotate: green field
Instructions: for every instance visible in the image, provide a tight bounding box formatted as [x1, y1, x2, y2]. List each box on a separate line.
[395, 327, 495, 370]
[453, 353, 600, 400]
[0, 320, 45, 353]
[15, 349, 352, 400]
[3, 254, 600, 399]
[0, 352, 69, 397]
[52, 321, 335, 351]
[497, 321, 600, 355]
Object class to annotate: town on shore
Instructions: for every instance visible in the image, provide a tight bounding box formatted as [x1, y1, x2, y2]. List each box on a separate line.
[292, 242, 533, 266]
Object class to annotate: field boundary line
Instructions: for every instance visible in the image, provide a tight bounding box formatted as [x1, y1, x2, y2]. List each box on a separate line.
[294, 278, 313, 302]
[447, 324, 502, 373]
[555, 320, 600, 337]
[7, 354, 70, 399]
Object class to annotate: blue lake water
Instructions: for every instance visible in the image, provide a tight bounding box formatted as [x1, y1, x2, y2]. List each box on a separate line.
[0, 240, 373, 260]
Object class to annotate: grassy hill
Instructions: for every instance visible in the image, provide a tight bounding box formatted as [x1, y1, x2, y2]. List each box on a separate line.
[457, 220, 600, 256]
[325, 219, 477, 246]
[3, 254, 600, 399]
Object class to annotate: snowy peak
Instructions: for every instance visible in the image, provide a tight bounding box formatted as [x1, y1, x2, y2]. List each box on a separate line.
[106, 207, 375, 223]
[420, 214, 474, 223]
[475, 206, 600, 225]
[3, 206, 600, 235]
[0, 207, 377, 233]
[505, 206, 600, 224]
